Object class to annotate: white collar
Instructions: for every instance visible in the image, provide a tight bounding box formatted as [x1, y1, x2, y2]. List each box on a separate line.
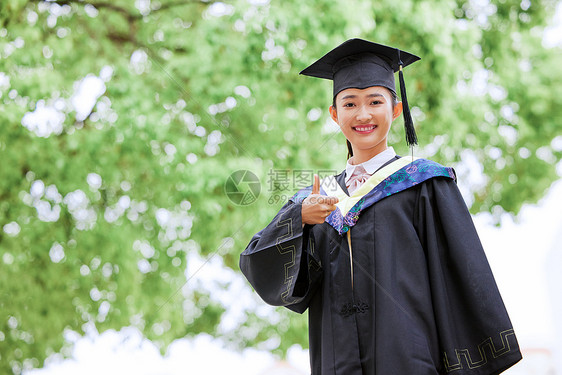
[345, 147, 396, 184]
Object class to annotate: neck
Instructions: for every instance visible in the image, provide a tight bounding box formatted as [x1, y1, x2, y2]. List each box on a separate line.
[349, 145, 388, 165]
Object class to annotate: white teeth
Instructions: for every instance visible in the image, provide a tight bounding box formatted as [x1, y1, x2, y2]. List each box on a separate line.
[355, 126, 374, 131]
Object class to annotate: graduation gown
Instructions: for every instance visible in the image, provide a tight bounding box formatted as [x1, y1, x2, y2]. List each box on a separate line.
[240, 157, 522, 374]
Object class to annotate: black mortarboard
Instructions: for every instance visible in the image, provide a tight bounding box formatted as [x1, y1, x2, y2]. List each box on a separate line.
[300, 38, 421, 146]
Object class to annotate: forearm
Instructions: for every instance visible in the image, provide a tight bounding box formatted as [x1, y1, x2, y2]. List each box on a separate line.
[240, 202, 310, 307]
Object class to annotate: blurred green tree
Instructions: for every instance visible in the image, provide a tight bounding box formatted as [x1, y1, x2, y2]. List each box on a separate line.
[0, 0, 560, 373]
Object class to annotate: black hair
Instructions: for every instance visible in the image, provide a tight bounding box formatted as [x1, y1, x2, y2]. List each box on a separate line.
[331, 89, 398, 160]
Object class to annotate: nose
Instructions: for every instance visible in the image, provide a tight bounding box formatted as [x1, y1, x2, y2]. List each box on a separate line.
[355, 104, 371, 122]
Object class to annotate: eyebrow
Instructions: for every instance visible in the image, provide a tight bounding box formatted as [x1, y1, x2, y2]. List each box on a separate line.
[339, 93, 385, 101]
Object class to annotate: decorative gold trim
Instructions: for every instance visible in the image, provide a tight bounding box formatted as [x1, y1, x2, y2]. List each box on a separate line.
[443, 329, 517, 372]
[275, 216, 296, 304]
[347, 230, 354, 290]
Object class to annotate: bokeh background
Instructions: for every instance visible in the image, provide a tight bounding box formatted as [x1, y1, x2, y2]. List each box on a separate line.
[1, 0, 562, 374]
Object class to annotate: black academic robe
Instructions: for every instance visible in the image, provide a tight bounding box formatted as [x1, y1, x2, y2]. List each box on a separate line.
[240, 157, 522, 374]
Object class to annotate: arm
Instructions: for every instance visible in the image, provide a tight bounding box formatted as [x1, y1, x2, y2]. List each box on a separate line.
[240, 199, 322, 313]
[415, 177, 522, 374]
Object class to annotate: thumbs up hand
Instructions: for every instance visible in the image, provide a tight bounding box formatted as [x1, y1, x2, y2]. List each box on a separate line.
[302, 174, 339, 225]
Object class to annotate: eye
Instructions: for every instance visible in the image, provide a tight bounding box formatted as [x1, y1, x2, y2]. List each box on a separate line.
[371, 100, 383, 105]
[343, 102, 355, 108]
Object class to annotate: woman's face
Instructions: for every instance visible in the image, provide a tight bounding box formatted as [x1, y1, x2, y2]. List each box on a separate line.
[329, 86, 402, 160]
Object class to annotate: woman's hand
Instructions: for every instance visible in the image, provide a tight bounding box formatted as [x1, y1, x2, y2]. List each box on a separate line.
[302, 174, 339, 225]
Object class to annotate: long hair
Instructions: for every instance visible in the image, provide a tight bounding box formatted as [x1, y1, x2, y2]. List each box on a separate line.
[346, 139, 353, 159]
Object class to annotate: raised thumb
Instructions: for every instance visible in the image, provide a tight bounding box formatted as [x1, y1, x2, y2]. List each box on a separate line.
[312, 174, 320, 194]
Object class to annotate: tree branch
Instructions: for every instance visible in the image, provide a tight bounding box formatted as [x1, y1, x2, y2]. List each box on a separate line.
[151, 0, 220, 12]
[47, 0, 221, 19]
[49, 0, 142, 22]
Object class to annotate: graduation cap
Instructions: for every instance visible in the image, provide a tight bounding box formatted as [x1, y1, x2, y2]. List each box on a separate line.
[300, 38, 421, 147]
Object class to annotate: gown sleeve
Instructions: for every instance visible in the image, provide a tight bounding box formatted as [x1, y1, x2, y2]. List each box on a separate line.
[416, 177, 522, 374]
[239, 199, 322, 314]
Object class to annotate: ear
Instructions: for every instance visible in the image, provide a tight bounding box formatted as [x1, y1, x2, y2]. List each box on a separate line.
[329, 105, 338, 124]
[393, 101, 403, 120]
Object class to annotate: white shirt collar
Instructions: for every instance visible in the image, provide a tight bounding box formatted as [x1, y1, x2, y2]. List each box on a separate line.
[344, 147, 396, 184]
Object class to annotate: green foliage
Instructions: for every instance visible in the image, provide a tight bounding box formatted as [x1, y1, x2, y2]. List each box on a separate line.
[0, 0, 561, 373]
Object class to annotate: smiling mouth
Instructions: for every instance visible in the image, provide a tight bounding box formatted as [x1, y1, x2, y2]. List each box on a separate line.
[352, 125, 377, 133]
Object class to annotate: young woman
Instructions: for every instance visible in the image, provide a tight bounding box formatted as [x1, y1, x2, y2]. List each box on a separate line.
[240, 38, 522, 375]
